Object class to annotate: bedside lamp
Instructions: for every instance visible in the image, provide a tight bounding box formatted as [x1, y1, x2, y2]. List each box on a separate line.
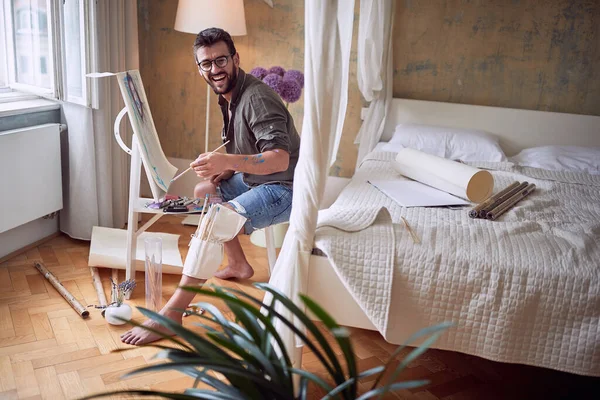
[174, 0, 247, 153]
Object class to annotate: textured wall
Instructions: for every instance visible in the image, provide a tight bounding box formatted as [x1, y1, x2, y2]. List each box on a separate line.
[393, 0, 600, 116]
[138, 0, 599, 180]
[137, 0, 361, 177]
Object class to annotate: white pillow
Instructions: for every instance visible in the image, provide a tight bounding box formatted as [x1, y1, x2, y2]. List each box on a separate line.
[388, 123, 506, 162]
[510, 146, 600, 175]
[378, 142, 405, 153]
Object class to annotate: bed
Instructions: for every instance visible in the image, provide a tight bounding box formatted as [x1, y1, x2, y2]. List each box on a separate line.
[297, 98, 600, 377]
[268, 0, 599, 379]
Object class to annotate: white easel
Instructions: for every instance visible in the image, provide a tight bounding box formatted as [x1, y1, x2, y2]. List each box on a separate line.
[113, 107, 278, 289]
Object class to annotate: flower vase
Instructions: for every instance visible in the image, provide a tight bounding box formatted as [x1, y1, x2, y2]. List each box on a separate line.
[104, 303, 132, 325]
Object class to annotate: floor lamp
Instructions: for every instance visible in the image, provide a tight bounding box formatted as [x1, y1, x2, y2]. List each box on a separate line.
[174, 0, 247, 153]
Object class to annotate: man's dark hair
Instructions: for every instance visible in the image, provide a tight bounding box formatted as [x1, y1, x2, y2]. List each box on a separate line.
[193, 28, 237, 62]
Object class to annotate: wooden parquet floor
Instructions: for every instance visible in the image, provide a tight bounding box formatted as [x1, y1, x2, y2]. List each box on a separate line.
[0, 216, 597, 400]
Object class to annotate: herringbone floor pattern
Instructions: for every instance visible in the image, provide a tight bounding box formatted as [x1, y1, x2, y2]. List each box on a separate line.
[0, 216, 597, 399]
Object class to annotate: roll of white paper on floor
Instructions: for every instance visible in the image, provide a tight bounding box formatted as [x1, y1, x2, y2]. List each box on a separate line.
[392, 148, 494, 203]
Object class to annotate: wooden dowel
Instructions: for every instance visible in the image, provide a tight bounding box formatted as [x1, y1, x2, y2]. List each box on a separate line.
[34, 262, 89, 318]
[401, 216, 421, 244]
[90, 267, 107, 307]
[487, 183, 536, 220]
[479, 181, 529, 218]
[469, 181, 520, 218]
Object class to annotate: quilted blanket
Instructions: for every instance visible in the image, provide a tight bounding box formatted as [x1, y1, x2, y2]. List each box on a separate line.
[315, 152, 600, 376]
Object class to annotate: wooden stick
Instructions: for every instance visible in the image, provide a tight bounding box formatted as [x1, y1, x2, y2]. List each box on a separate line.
[90, 267, 107, 307]
[34, 262, 89, 318]
[487, 183, 536, 220]
[205, 206, 221, 241]
[478, 181, 529, 218]
[401, 216, 421, 244]
[469, 181, 520, 218]
[170, 140, 230, 183]
[111, 269, 119, 285]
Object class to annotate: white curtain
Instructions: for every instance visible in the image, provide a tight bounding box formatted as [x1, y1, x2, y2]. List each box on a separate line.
[266, 0, 355, 363]
[354, 0, 395, 166]
[60, 0, 139, 240]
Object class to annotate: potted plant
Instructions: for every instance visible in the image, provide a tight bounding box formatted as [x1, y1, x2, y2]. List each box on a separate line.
[84, 283, 451, 399]
[103, 279, 136, 325]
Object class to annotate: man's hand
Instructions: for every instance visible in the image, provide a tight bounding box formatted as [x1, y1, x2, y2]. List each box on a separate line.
[191, 152, 231, 178]
[210, 170, 234, 184]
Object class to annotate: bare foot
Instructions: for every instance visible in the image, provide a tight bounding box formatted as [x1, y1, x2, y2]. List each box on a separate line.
[214, 262, 254, 280]
[120, 312, 182, 346]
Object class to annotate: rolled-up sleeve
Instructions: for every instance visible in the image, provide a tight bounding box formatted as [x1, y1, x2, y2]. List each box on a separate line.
[244, 92, 291, 153]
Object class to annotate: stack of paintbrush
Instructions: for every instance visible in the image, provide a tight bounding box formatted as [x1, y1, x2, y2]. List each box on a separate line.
[469, 181, 536, 221]
[191, 194, 221, 244]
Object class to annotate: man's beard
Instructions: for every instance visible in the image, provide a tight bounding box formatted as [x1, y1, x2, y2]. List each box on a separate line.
[207, 68, 238, 95]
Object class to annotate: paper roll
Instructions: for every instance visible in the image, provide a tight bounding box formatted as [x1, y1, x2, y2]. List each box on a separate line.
[393, 148, 494, 203]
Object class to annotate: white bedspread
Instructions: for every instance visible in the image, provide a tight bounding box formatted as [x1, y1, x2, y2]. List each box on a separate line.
[315, 152, 600, 376]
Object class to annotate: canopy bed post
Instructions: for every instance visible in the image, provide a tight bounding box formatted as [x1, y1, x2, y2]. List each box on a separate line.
[266, 0, 356, 367]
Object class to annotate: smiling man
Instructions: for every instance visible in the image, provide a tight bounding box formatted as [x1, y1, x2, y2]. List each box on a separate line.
[120, 28, 300, 345]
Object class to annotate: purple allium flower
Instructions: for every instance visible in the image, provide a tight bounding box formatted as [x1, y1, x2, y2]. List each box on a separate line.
[262, 73, 283, 94]
[283, 69, 304, 89]
[268, 66, 286, 77]
[249, 67, 268, 80]
[279, 78, 302, 103]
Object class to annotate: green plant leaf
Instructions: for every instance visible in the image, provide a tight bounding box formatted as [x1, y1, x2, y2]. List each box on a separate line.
[298, 376, 309, 400]
[288, 367, 335, 394]
[121, 361, 291, 398]
[372, 322, 452, 390]
[378, 331, 445, 398]
[136, 307, 230, 359]
[301, 293, 359, 400]
[77, 389, 204, 399]
[183, 388, 252, 399]
[254, 284, 347, 384]
[182, 286, 317, 372]
[357, 380, 430, 399]
[323, 366, 385, 399]
[114, 316, 193, 351]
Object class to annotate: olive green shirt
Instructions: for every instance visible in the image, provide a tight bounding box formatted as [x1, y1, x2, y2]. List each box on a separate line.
[218, 69, 300, 187]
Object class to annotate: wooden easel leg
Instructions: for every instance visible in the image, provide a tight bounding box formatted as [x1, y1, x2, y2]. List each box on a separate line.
[124, 135, 142, 298]
[265, 226, 277, 276]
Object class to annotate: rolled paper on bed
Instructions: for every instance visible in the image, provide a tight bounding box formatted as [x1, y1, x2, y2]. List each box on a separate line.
[479, 181, 529, 218]
[34, 262, 90, 318]
[469, 181, 521, 218]
[392, 148, 494, 203]
[486, 183, 536, 220]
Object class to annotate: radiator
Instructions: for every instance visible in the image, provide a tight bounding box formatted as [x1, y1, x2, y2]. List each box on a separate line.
[0, 124, 63, 233]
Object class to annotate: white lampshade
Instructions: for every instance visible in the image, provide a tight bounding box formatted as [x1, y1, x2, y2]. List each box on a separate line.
[174, 0, 247, 36]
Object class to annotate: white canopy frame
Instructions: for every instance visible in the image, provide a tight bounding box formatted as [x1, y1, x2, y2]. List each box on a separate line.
[266, 0, 394, 366]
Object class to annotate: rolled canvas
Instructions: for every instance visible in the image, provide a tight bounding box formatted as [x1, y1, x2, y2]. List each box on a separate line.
[392, 148, 494, 202]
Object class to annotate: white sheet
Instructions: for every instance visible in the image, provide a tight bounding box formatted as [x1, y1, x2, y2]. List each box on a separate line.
[315, 151, 600, 376]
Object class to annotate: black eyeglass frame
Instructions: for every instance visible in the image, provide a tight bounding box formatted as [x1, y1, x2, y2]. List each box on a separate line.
[197, 53, 235, 72]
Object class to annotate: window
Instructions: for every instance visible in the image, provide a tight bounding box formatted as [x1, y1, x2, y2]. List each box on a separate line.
[0, 0, 96, 106]
[40, 56, 46, 74]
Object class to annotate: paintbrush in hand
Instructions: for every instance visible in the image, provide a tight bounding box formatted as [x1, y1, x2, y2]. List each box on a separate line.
[170, 140, 230, 183]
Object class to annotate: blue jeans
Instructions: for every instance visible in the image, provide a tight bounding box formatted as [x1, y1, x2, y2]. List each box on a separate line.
[218, 173, 293, 234]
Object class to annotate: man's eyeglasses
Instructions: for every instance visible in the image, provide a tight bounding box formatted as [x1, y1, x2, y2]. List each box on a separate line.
[197, 54, 234, 72]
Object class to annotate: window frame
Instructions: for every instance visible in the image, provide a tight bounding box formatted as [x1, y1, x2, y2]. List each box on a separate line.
[1, 0, 97, 107]
[3, 0, 56, 97]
